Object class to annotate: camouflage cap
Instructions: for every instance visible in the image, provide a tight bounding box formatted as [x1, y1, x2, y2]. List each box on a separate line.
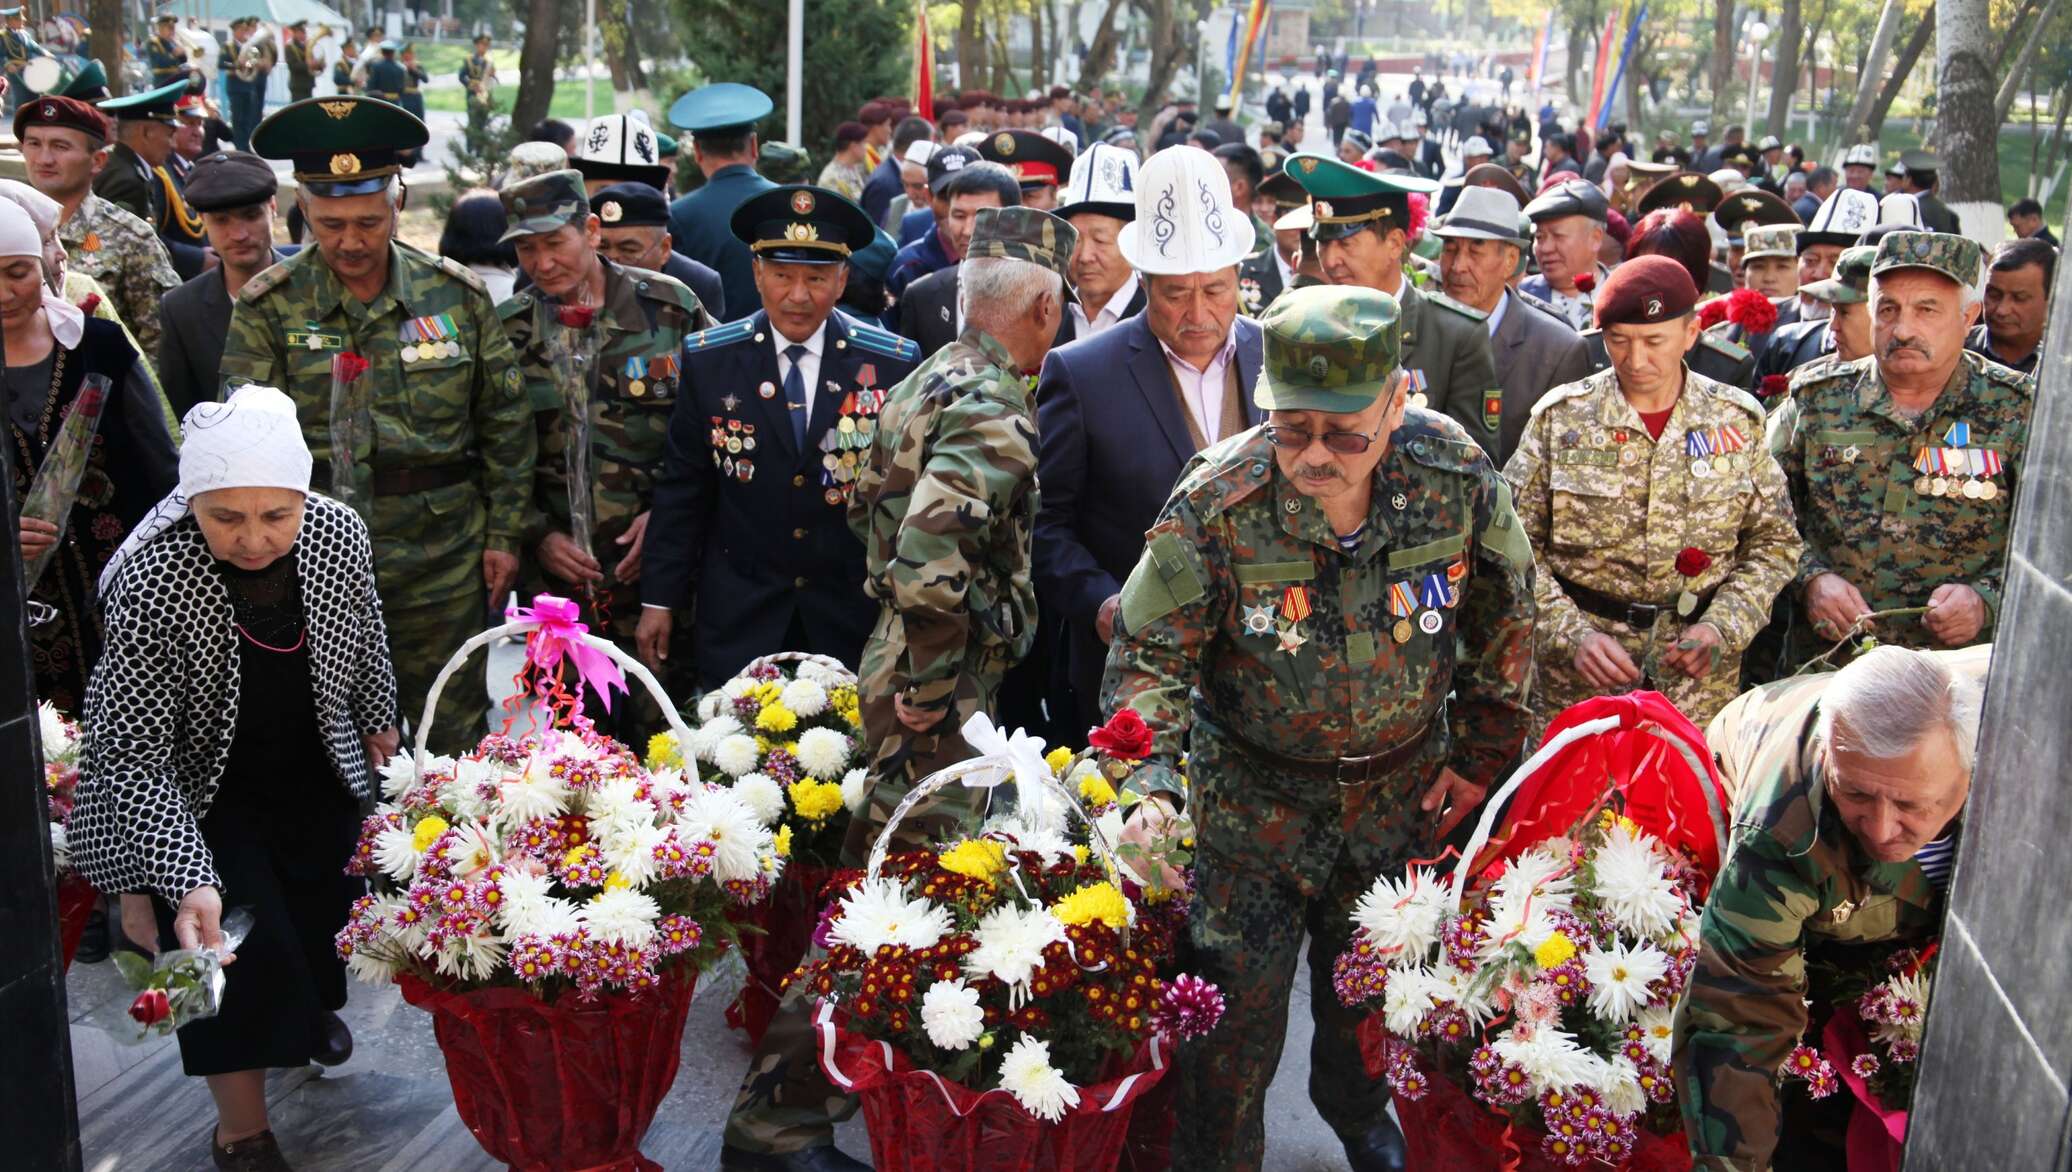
[1254, 285, 1402, 415]
[1742, 223, 1800, 262]
[1870, 231, 1983, 291]
[1799, 244, 1875, 305]
[963, 206, 1078, 284]
[498, 169, 590, 243]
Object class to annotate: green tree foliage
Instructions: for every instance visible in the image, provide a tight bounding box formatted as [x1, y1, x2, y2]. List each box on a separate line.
[668, 0, 914, 156]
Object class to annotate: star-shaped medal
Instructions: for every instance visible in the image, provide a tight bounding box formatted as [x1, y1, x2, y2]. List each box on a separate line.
[1277, 623, 1307, 653]
[1242, 603, 1275, 636]
[721, 393, 740, 411]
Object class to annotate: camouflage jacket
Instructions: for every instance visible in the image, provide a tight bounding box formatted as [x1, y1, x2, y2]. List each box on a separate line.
[1103, 412, 1535, 807]
[1675, 673, 1949, 1170]
[498, 260, 710, 617]
[847, 328, 1040, 711]
[221, 241, 536, 608]
[1766, 351, 2031, 647]
[1504, 366, 1801, 659]
[60, 193, 178, 364]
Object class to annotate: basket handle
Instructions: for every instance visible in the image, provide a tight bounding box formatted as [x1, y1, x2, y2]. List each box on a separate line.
[1445, 713, 1623, 915]
[865, 748, 1124, 896]
[410, 619, 697, 780]
[737, 650, 857, 684]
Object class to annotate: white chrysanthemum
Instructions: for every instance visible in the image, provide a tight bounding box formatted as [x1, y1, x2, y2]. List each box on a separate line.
[378, 753, 425, 800]
[1382, 965, 1440, 1036]
[1601, 1055, 1646, 1116]
[1430, 961, 1498, 1026]
[1871, 970, 1931, 1047]
[696, 691, 727, 721]
[795, 727, 851, 779]
[1582, 939, 1671, 1022]
[37, 702, 76, 763]
[1635, 1005, 1677, 1065]
[678, 785, 776, 883]
[1353, 867, 1449, 961]
[828, 878, 953, 952]
[921, 979, 987, 1051]
[1493, 1025, 1601, 1094]
[998, 1035, 1080, 1123]
[721, 676, 758, 700]
[501, 891, 583, 938]
[499, 765, 569, 825]
[780, 678, 828, 718]
[585, 777, 649, 826]
[497, 869, 554, 917]
[1482, 850, 1575, 960]
[712, 733, 763, 778]
[345, 947, 401, 984]
[434, 929, 508, 981]
[688, 714, 745, 761]
[799, 661, 850, 688]
[447, 757, 499, 821]
[442, 820, 500, 877]
[841, 768, 869, 814]
[603, 820, 674, 888]
[733, 773, 788, 826]
[964, 904, 1068, 992]
[374, 824, 421, 880]
[582, 888, 662, 947]
[985, 815, 1075, 865]
[1590, 823, 1684, 938]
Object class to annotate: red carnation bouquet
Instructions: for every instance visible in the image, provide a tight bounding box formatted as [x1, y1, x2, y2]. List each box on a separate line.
[1722, 287, 1777, 334]
[1758, 374, 1789, 401]
[1694, 297, 1729, 330]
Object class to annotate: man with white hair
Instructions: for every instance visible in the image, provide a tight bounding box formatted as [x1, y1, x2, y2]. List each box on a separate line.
[1676, 644, 1987, 1171]
[1768, 232, 2031, 665]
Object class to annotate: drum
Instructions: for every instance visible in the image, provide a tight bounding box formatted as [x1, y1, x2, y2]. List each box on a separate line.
[21, 56, 61, 94]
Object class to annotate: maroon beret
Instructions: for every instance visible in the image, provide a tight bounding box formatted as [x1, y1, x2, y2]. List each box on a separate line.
[13, 94, 110, 144]
[1593, 254, 1698, 329]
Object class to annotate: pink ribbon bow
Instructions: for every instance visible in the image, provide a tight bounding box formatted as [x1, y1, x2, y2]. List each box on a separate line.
[510, 595, 628, 713]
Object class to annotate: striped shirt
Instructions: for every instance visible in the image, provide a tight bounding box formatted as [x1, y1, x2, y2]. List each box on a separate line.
[1913, 834, 1958, 891]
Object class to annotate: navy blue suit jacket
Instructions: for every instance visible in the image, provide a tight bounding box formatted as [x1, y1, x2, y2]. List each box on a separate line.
[643, 309, 921, 686]
[1033, 313, 1264, 722]
[666, 164, 776, 323]
[898, 207, 935, 246]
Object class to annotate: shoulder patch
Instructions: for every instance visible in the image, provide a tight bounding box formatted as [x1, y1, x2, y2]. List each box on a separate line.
[1981, 356, 2037, 393]
[843, 315, 922, 364]
[1696, 331, 1750, 362]
[1525, 372, 1599, 419]
[1398, 408, 1490, 473]
[1175, 431, 1276, 518]
[1703, 379, 1767, 423]
[629, 268, 699, 313]
[433, 253, 488, 294]
[236, 253, 297, 303]
[684, 317, 758, 353]
[1425, 289, 1489, 322]
[495, 291, 535, 321]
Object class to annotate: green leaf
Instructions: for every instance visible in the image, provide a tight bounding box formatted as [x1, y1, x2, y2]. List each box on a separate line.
[111, 950, 152, 987]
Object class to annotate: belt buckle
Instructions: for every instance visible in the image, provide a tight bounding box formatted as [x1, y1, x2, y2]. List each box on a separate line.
[1627, 601, 1661, 628]
[1335, 754, 1377, 786]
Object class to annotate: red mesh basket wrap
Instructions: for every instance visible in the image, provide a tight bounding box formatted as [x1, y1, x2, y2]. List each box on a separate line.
[724, 863, 835, 1045]
[1824, 1008, 1907, 1172]
[815, 1001, 1170, 1172]
[398, 967, 698, 1172]
[1117, 1055, 1177, 1172]
[57, 872, 97, 971]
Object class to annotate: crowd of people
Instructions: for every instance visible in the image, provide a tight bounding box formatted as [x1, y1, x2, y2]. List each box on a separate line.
[8, 35, 2048, 1172]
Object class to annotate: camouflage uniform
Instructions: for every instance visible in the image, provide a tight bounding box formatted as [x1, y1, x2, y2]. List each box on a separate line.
[500, 255, 710, 740]
[1674, 672, 1950, 1170]
[221, 242, 536, 752]
[1504, 366, 1801, 732]
[59, 193, 179, 363]
[1105, 286, 1535, 1171]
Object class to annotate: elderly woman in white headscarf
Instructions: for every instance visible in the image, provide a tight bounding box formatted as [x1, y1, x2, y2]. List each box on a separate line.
[4, 198, 177, 715]
[70, 385, 398, 1172]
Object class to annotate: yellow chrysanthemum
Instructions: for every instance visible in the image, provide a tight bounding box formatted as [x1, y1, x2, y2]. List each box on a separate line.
[411, 815, 450, 853]
[1052, 882, 1131, 929]
[938, 838, 1009, 884]
[1045, 746, 1075, 776]
[1534, 931, 1578, 969]
[1078, 772, 1118, 809]
[790, 778, 846, 822]
[756, 703, 798, 733]
[775, 824, 793, 857]
[752, 681, 783, 704]
[603, 870, 630, 891]
[563, 843, 598, 870]
[646, 732, 682, 769]
[1072, 845, 1089, 865]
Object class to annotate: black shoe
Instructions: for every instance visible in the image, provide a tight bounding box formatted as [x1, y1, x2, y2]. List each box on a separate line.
[1341, 1116, 1408, 1172]
[311, 1011, 353, 1068]
[719, 1144, 871, 1172]
[211, 1129, 294, 1172]
[74, 905, 110, 964]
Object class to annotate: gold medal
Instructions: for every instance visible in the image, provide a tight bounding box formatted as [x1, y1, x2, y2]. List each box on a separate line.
[1931, 477, 1949, 496]
[727, 436, 742, 454]
[825, 489, 844, 506]
[1979, 480, 1999, 500]
[1960, 478, 1981, 499]
[628, 379, 646, 397]
[1392, 619, 1413, 644]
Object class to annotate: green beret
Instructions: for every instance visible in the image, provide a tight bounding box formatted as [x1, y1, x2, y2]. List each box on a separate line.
[1255, 285, 1402, 414]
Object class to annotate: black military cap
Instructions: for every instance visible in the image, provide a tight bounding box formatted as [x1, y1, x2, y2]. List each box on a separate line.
[250, 96, 429, 196]
[1634, 171, 1723, 217]
[729, 184, 877, 264]
[1523, 178, 1611, 224]
[978, 129, 1073, 190]
[590, 181, 670, 228]
[1258, 167, 1307, 210]
[926, 144, 982, 195]
[184, 150, 278, 212]
[1712, 187, 1799, 235]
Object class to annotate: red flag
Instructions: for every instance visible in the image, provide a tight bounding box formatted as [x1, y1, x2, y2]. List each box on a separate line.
[914, 1, 934, 120]
[1586, 10, 1619, 130]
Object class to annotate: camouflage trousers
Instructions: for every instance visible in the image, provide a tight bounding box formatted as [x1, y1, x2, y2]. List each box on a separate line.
[722, 629, 1013, 1155]
[1533, 610, 1745, 739]
[389, 594, 493, 757]
[1174, 725, 1439, 1172]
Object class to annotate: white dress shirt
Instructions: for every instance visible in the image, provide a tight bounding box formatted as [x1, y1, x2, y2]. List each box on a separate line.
[1484, 288, 1510, 338]
[1160, 324, 1240, 445]
[1068, 271, 1141, 339]
[774, 323, 827, 419]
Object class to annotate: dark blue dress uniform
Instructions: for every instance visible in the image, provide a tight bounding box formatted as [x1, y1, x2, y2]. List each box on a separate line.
[664, 83, 777, 323]
[643, 182, 920, 686]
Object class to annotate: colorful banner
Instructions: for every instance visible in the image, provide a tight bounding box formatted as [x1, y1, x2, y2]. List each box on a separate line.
[1529, 11, 1553, 88]
[1227, 0, 1271, 109]
[1598, 3, 1647, 130]
[1585, 9, 1619, 131]
[913, 0, 933, 117]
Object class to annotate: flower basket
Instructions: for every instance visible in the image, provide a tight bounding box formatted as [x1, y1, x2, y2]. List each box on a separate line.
[57, 871, 98, 971]
[723, 862, 836, 1045]
[1376, 1054, 1692, 1172]
[400, 968, 698, 1172]
[818, 1001, 1169, 1172]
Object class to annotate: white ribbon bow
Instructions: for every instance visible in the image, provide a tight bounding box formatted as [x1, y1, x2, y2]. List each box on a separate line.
[959, 712, 1052, 795]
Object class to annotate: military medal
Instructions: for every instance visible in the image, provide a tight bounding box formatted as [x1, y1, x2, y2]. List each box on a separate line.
[759, 380, 776, 399]
[1418, 610, 1444, 635]
[721, 393, 740, 412]
[1276, 586, 1312, 653]
[1404, 370, 1429, 411]
[1242, 603, 1275, 636]
[1277, 623, 1308, 652]
[736, 458, 755, 482]
[1977, 448, 2003, 499]
[623, 355, 647, 396]
[1387, 581, 1417, 643]
[1841, 444, 1860, 463]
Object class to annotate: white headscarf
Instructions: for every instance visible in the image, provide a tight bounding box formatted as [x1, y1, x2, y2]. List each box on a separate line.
[0, 194, 85, 346]
[98, 385, 312, 593]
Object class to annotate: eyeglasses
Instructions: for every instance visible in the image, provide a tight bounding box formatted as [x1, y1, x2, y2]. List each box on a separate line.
[1263, 424, 1384, 455]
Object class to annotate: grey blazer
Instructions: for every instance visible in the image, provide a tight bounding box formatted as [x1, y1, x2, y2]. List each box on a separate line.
[1490, 287, 1592, 466]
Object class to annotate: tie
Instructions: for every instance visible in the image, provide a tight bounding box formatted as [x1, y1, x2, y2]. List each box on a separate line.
[782, 344, 809, 449]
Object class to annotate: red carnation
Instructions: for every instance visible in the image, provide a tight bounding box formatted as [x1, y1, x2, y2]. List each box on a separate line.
[1695, 298, 1730, 330]
[1724, 287, 1777, 334]
[1087, 708, 1154, 760]
[1405, 191, 1429, 243]
[128, 987, 171, 1026]
[1758, 374, 1789, 400]
[1573, 271, 1596, 294]
[75, 292, 101, 316]
[1675, 546, 1713, 578]
[332, 352, 370, 382]
[555, 304, 598, 329]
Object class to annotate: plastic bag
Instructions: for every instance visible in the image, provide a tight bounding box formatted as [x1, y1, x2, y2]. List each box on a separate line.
[724, 863, 835, 1045]
[399, 966, 699, 1172]
[104, 906, 255, 1042]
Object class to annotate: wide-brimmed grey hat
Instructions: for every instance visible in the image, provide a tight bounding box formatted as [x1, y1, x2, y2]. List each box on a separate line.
[1431, 185, 1525, 245]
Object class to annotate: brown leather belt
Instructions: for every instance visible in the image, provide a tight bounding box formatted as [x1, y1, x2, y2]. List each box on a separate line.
[310, 460, 473, 497]
[1198, 704, 1436, 786]
[1555, 573, 1715, 630]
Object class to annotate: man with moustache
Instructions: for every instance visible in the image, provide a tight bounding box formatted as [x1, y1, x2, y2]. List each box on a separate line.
[1965, 237, 2051, 377]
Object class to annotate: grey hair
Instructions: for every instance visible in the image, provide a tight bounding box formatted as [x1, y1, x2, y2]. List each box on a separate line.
[1817, 645, 1984, 773]
[958, 255, 1062, 332]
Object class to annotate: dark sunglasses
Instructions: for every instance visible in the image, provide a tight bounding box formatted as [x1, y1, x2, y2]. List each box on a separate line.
[1263, 424, 1384, 455]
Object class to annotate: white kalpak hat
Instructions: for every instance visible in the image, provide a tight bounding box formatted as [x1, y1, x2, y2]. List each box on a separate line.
[1118, 146, 1254, 275]
[570, 111, 668, 187]
[1804, 186, 1880, 246]
[1842, 142, 1878, 168]
[1877, 191, 1926, 229]
[1041, 124, 1079, 154]
[1056, 142, 1139, 221]
[901, 139, 937, 168]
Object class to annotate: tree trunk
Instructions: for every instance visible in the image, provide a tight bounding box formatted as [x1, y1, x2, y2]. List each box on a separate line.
[1565, 22, 1588, 107]
[1864, 9, 1934, 142]
[1136, 0, 1188, 123]
[1765, 0, 1802, 139]
[1934, 0, 2002, 233]
[599, 0, 633, 92]
[1031, 2, 1046, 94]
[89, 0, 124, 96]
[1996, 0, 2067, 123]
[1989, 0, 2042, 74]
[1080, 0, 1128, 86]
[623, 0, 651, 89]
[511, 0, 561, 132]
[957, 0, 987, 93]
[1708, 0, 1735, 120]
[2041, 84, 2072, 191]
